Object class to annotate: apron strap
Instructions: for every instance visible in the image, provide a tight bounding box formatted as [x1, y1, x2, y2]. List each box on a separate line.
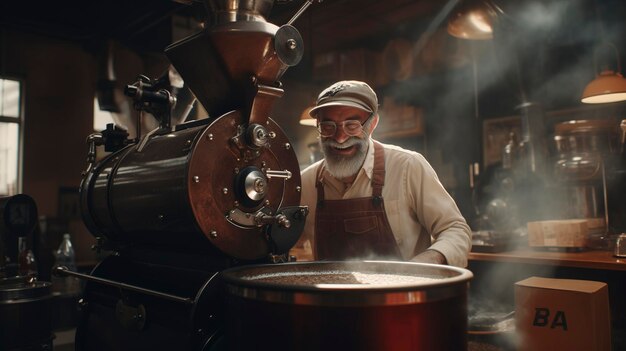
[315, 163, 326, 208]
[371, 141, 385, 201]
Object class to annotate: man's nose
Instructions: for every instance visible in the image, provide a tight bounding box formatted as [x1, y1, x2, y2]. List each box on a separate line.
[333, 126, 350, 143]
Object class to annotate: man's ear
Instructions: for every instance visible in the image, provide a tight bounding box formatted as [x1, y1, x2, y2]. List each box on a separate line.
[369, 114, 379, 135]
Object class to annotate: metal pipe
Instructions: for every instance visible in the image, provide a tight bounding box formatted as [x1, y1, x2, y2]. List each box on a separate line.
[286, 0, 317, 26]
[182, 98, 197, 122]
[601, 160, 610, 235]
[53, 266, 194, 305]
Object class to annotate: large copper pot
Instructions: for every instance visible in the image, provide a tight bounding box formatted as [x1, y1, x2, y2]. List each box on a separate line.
[221, 261, 473, 351]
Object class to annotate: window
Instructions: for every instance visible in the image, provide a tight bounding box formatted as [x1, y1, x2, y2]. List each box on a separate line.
[93, 96, 116, 131]
[0, 78, 23, 196]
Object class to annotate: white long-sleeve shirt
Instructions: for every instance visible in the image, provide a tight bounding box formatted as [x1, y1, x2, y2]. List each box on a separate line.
[297, 139, 472, 267]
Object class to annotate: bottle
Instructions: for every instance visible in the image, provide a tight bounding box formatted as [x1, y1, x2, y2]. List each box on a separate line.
[55, 233, 76, 271]
[54, 233, 78, 293]
[17, 236, 38, 278]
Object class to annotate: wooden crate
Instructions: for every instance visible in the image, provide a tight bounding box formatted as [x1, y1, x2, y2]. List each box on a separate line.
[527, 219, 588, 248]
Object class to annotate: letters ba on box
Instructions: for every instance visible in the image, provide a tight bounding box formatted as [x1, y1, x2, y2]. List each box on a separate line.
[515, 277, 611, 351]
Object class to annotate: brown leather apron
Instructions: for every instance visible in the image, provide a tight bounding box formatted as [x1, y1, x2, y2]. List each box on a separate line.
[314, 141, 402, 260]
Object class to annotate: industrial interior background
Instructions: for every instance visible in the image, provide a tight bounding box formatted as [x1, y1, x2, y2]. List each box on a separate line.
[1, 0, 626, 350]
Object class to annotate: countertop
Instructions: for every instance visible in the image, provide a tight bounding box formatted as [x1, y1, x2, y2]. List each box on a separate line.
[293, 246, 626, 271]
[469, 248, 626, 271]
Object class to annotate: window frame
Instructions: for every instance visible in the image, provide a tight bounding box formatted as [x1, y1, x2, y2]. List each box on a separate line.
[0, 75, 25, 196]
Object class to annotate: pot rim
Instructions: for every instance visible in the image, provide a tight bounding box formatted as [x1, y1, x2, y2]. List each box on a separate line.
[220, 260, 473, 306]
[0, 280, 52, 302]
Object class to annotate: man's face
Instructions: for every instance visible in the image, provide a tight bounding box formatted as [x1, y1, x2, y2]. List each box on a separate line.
[316, 105, 374, 180]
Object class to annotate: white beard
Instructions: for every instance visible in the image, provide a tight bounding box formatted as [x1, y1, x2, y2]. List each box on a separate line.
[320, 136, 369, 180]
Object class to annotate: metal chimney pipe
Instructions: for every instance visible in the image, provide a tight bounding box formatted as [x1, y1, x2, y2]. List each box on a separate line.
[205, 0, 275, 25]
[517, 102, 547, 175]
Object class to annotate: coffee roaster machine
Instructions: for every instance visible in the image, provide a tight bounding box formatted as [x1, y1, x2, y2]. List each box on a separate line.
[55, 1, 316, 349]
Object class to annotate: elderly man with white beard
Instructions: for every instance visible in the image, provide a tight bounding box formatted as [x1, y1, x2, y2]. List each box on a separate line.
[295, 80, 472, 267]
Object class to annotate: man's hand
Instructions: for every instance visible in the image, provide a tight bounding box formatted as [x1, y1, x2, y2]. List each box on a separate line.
[410, 250, 447, 265]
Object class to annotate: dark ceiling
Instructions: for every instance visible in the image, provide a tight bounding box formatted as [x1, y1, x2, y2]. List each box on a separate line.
[0, 0, 196, 52]
[2, 0, 626, 51]
[2, 0, 625, 95]
[0, 0, 444, 54]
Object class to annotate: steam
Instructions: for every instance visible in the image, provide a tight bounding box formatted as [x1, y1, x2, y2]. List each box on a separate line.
[414, 0, 605, 112]
[513, 1, 570, 31]
[396, 2, 626, 347]
[390, 0, 626, 229]
[339, 251, 404, 263]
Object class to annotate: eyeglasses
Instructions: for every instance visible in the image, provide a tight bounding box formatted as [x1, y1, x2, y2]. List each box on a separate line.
[316, 115, 372, 138]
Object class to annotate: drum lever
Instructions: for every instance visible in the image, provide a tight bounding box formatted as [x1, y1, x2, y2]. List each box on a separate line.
[254, 212, 291, 229]
[265, 169, 292, 180]
[53, 266, 194, 305]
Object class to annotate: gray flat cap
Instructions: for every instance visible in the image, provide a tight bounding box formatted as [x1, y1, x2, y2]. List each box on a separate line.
[309, 80, 378, 117]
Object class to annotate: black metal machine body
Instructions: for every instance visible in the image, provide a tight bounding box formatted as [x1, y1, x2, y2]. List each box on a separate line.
[70, 1, 313, 349]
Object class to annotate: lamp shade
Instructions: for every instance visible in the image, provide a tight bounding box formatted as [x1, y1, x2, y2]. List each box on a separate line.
[581, 70, 626, 104]
[299, 106, 316, 126]
[447, 1, 497, 40]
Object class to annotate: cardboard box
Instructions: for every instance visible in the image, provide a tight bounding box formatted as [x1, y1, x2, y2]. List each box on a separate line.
[515, 277, 611, 351]
[527, 219, 588, 248]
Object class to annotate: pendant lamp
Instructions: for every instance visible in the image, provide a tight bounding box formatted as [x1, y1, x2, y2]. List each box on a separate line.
[299, 106, 316, 126]
[447, 0, 502, 40]
[581, 43, 626, 104]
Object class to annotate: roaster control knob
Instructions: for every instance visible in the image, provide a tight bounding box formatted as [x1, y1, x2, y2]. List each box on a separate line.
[235, 167, 269, 207]
[253, 178, 266, 194]
[125, 85, 139, 98]
[247, 124, 270, 148]
[244, 170, 267, 200]
[286, 39, 297, 50]
[276, 214, 291, 228]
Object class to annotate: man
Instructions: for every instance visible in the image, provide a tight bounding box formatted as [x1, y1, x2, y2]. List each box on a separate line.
[296, 80, 472, 267]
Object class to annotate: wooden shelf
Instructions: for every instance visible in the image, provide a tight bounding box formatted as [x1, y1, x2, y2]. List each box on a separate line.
[469, 248, 626, 272]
